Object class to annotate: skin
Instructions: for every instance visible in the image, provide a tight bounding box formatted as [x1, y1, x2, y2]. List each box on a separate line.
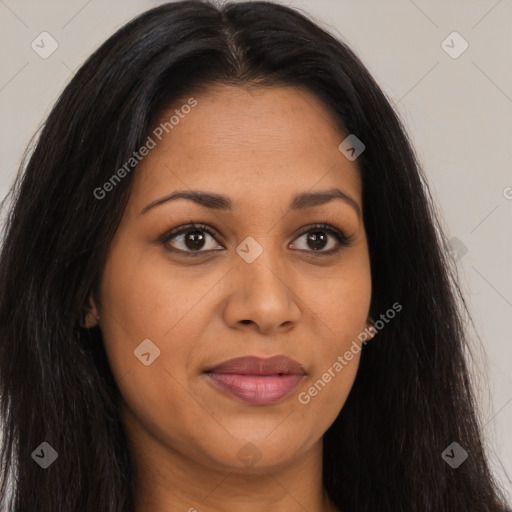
[84, 84, 374, 512]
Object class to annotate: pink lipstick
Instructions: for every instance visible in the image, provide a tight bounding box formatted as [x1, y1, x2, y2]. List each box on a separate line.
[204, 355, 306, 405]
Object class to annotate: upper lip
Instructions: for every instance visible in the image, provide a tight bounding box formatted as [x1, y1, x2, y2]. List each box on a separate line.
[204, 355, 306, 375]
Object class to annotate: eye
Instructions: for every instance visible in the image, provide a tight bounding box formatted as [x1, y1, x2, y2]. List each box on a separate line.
[160, 222, 352, 257]
[290, 223, 351, 255]
[160, 223, 223, 256]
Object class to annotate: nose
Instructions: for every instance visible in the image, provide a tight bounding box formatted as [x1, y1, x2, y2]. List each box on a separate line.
[222, 251, 302, 335]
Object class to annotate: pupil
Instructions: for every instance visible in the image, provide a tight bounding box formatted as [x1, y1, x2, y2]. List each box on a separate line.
[185, 230, 205, 250]
[308, 231, 327, 250]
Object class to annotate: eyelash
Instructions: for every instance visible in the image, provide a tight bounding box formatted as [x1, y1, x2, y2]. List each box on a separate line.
[159, 222, 352, 258]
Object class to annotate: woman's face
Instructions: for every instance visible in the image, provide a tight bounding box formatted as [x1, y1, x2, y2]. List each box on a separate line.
[88, 84, 372, 474]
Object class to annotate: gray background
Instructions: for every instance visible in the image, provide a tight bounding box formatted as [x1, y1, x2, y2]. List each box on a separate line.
[0, 0, 511, 502]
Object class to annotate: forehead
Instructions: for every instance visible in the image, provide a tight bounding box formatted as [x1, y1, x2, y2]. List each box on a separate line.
[129, 84, 362, 212]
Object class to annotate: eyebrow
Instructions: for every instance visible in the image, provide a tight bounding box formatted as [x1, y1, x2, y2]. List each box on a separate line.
[139, 187, 361, 218]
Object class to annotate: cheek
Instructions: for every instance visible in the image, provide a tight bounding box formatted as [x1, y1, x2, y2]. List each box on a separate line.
[296, 355, 360, 431]
[296, 248, 371, 418]
[304, 243, 372, 339]
[295, 290, 367, 428]
[97, 248, 223, 453]
[98, 238, 216, 351]
[96, 240, 214, 408]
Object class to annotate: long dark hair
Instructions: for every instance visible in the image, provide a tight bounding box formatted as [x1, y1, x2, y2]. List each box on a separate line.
[0, 1, 509, 510]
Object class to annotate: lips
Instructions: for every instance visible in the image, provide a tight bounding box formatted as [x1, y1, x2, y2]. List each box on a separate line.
[204, 355, 306, 405]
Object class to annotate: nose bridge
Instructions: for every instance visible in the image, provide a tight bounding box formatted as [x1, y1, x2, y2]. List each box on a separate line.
[236, 234, 288, 294]
[227, 233, 301, 331]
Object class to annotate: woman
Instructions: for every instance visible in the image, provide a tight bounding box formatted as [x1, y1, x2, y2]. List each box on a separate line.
[0, 1, 509, 511]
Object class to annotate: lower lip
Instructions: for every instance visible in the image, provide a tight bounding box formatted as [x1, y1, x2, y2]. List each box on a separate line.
[205, 373, 305, 405]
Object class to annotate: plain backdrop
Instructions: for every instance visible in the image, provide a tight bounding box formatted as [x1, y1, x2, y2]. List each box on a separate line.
[0, 0, 511, 503]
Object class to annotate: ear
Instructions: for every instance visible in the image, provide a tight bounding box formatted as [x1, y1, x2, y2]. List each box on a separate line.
[365, 316, 377, 340]
[81, 294, 100, 329]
